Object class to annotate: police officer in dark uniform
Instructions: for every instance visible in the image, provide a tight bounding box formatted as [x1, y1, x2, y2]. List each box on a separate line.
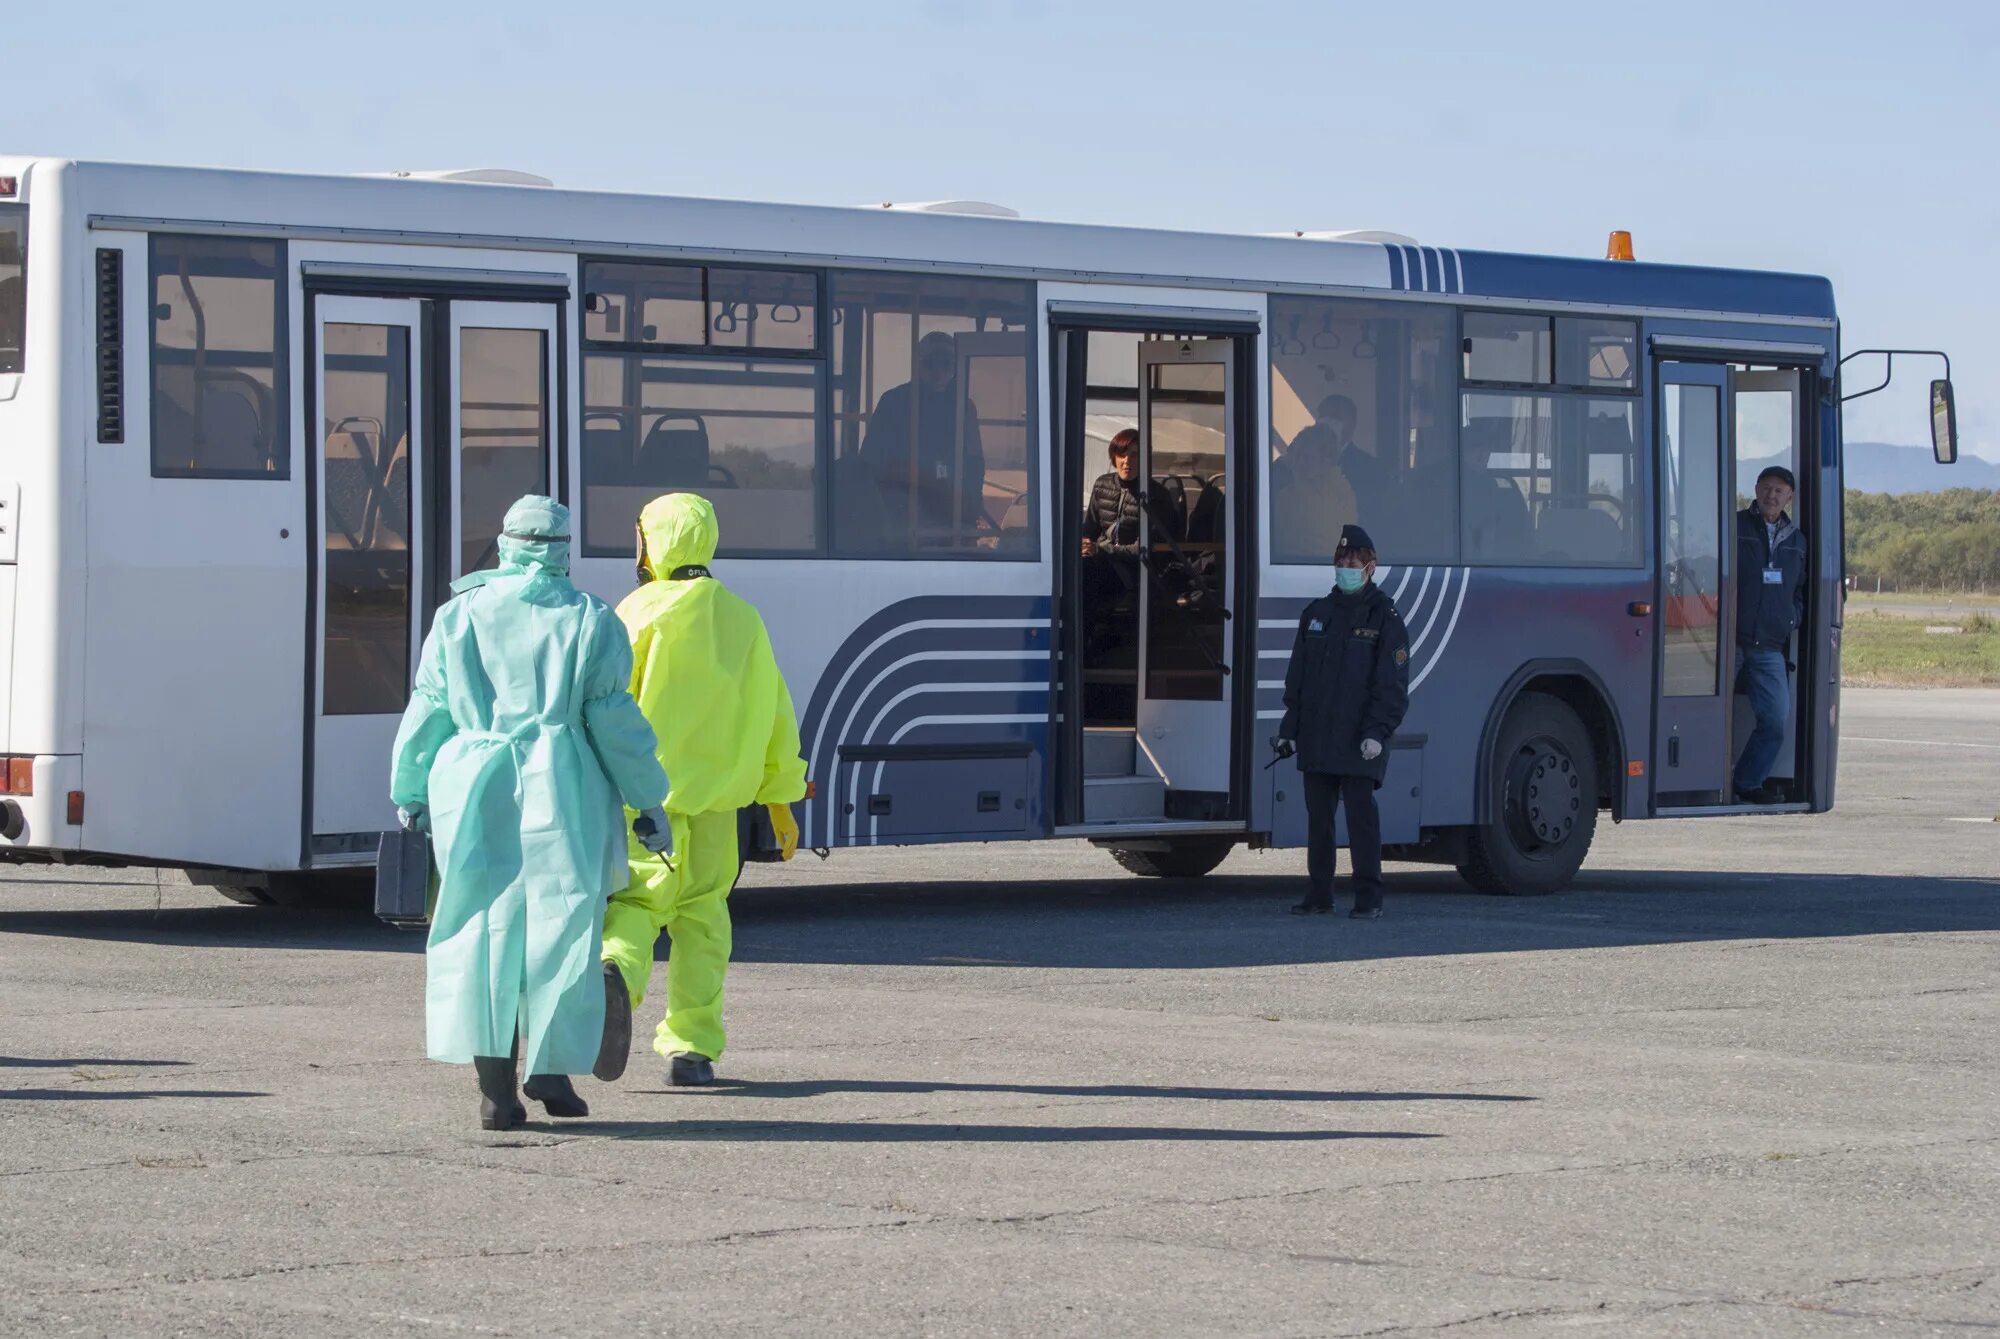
[1272, 525, 1411, 918]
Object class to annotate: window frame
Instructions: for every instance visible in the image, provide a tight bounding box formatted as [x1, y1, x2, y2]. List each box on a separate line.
[580, 257, 824, 362]
[1455, 307, 1645, 569]
[147, 232, 291, 481]
[1264, 292, 1464, 568]
[580, 349, 828, 561]
[823, 267, 1040, 563]
[0, 203, 27, 376]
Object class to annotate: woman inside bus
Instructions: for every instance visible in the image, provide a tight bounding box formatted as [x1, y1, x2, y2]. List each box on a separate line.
[390, 495, 671, 1131]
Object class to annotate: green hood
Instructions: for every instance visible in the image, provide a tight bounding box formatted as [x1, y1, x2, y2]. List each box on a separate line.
[637, 492, 719, 579]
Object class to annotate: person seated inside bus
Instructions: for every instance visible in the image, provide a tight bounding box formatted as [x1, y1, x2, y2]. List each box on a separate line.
[1270, 397, 1358, 559]
[855, 330, 992, 549]
[1733, 465, 1807, 804]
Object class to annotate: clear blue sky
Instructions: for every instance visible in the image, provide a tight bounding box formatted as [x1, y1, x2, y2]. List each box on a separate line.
[9, 0, 1994, 459]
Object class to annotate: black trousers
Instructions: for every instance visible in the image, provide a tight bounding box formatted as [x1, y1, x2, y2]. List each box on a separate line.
[1303, 771, 1383, 910]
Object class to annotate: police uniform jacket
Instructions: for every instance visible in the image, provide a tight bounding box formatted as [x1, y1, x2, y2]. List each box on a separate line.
[1278, 582, 1411, 784]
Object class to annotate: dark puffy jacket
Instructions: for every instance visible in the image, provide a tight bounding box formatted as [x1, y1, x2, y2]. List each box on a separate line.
[1735, 507, 1807, 650]
[1278, 582, 1410, 783]
[1083, 472, 1143, 556]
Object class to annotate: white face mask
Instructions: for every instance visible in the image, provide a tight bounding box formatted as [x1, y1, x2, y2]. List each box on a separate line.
[1334, 566, 1367, 593]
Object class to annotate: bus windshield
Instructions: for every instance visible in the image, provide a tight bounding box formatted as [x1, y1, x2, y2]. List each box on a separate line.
[0, 205, 24, 374]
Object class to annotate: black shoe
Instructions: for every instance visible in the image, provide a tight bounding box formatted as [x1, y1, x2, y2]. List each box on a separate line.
[1290, 897, 1333, 915]
[1348, 905, 1383, 920]
[668, 1052, 715, 1087]
[473, 1055, 526, 1132]
[1733, 784, 1770, 805]
[523, 1074, 589, 1118]
[594, 961, 632, 1083]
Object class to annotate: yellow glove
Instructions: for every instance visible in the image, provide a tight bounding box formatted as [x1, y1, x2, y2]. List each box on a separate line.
[767, 803, 800, 861]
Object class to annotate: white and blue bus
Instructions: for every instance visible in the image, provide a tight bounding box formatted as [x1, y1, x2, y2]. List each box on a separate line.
[0, 157, 1956, 901]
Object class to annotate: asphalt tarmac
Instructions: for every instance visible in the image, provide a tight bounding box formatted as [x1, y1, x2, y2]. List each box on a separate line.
[2, 687, 1995, 1337]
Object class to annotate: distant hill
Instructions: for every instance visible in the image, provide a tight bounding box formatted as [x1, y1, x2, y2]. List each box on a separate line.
[1836, 443, 2000, 494]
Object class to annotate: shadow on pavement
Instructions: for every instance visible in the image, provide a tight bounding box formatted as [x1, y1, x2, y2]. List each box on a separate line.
[551, 1119, 1442, 1144]
[704, 1079, 1533, 1104]
[726, 868, 2000, 970]
[4, 868, 1996, 971]
[0, 1056, 191, 1068]
[0, 1088, 270, 1102]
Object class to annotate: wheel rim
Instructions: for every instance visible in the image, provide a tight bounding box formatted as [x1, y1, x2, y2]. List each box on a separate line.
[1502, 735, 1582, 859]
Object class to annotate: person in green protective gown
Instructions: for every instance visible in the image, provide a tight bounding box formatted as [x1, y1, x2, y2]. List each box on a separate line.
[390, 496, 670, 1131]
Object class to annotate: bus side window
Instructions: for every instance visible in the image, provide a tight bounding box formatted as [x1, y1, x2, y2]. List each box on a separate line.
[149, 235, 288, 480]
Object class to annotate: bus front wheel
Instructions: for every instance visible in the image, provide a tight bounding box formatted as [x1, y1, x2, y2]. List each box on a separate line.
[1456, 692, 1597, 896]
[1107, 837, 1235, 879]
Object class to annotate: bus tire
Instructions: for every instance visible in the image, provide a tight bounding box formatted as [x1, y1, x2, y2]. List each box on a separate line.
[1456, 692, 1597, 896]
[1107, 837, 1234, 879]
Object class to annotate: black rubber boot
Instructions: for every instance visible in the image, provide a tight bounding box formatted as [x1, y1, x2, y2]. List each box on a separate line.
[474, 1054, 526, 1131]
[523, 1074, 589, 1118]
[593, 961, 632, 1083]
[668, 1052, 715, 1087]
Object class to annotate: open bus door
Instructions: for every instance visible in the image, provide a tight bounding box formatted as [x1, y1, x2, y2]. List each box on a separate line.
[1653, 362, 1735, 806]
[1133, 338, 1235, 816]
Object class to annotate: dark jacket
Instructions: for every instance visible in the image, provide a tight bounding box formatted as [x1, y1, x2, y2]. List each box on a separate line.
[1278, 582, 1411, 783]
[1735, 507, 1807, 650]
[858, 380, 987, 538]
[1083, 472, 1143, 557]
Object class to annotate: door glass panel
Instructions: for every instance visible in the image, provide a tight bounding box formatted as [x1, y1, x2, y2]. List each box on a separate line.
[1143, 359, 1227, 702]
[459, 327, 549, 574]
[322, 322, 412, 715]
[1661, 384, 1722, 697]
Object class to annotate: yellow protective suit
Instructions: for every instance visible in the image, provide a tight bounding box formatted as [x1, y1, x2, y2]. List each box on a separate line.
[602, 493, 808, 1062]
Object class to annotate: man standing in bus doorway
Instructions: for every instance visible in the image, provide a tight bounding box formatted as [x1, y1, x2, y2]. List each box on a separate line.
[598, 492, 808, 1088]
[1733, 465, 1808, 804]
[858, 330, 991, 547]
[390, 496, 671, 1132]
[1271, 525, 1410, 918]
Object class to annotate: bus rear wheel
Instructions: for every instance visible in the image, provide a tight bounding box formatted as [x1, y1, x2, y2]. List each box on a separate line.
[1107, 836, 1235, 879]
[1457, 692, 1597, 896]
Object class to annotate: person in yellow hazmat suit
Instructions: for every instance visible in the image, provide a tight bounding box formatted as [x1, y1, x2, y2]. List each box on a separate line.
[391, 496, 671, 1131]
[597, 492, 808, 1088]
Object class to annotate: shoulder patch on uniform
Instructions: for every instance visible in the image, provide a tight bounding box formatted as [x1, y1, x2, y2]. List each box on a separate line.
[1394, 646, 1408, 665]
[1306, 618, 1324, 633]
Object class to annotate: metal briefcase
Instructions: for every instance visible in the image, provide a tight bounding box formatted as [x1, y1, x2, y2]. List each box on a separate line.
[375, 827, 434, 927]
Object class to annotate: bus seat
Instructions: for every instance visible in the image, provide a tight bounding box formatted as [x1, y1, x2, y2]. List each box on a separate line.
[1150, 475, 1192, 543]
[637, 413, 711, 486]
[1535, 502, 1624, 563]
[1184, 472, 1226, 544]
[584, 414, 635, 486]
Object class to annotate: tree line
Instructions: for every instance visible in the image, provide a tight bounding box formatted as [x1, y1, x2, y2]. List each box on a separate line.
[1844, 489, 2000, 593]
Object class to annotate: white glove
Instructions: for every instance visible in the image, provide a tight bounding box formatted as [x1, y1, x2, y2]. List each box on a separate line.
[1359, 738, 1384, 762]
[397, 803, 429, 833]
[634, 806, 673, 856]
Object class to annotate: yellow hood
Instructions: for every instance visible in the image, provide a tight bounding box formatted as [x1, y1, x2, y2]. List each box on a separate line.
[637, 493, 719, 580]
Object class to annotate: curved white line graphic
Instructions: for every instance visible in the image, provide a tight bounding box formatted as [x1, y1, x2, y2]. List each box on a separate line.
[1408, 567, 1456, 656]
[1410, 571, 1470, 692]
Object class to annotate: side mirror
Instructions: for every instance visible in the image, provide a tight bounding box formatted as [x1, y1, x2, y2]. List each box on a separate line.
[1931, 379, 1958, 465]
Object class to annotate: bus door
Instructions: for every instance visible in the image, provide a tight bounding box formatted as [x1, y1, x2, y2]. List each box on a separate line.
[307, 296, 557, 853]
[1653, 362, 1734, 806]
[1134, 338, 1235, 812]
